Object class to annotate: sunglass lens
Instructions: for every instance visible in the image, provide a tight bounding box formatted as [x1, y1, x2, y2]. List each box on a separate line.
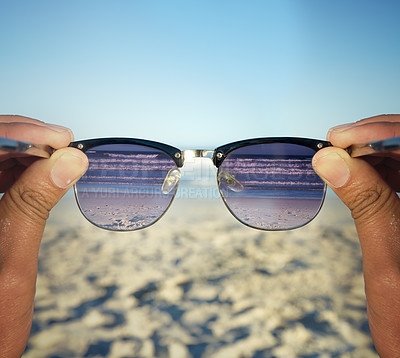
[217, 142, 326, 230]
[75, 144, 180, 231]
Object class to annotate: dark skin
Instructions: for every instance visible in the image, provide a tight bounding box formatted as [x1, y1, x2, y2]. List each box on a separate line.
[0, 115, 88, 358]
[1, 114, 400, 357]
[313, 114, 400, 357]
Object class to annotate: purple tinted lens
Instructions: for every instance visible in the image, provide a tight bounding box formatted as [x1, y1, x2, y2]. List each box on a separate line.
[75, 144, 178, 231]
[218, 142, 326, 230]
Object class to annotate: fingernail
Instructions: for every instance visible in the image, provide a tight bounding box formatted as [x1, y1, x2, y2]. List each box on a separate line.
[327, 123, 354, 140]
[51, 152, 87, 189]
[313, 152, 350, 188]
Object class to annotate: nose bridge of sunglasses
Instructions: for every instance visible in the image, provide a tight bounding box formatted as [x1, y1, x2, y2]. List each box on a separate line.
[182, 149, 215, 161]
[161, 150, 216, 195]
[179, 150, 244, 193]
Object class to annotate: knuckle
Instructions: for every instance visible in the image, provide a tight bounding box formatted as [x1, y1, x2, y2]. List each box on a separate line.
[348, 182, 393, 221]
[7, 184, 52, 222]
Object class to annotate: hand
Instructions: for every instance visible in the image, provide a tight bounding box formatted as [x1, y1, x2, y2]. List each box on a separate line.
[312, 114, 400, 357]
[0, 115, 88, 358]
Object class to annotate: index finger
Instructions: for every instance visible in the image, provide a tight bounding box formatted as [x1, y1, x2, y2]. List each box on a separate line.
[0, 115, 47, 125]
[328, 118, 400, 148]
[355, 114, 400, 125]
[0, 116, 73, 149]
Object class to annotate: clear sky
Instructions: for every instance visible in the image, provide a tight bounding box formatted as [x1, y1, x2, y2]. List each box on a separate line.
[1, 0, 399, 148]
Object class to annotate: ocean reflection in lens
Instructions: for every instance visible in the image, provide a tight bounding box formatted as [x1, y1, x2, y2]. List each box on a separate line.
[218, 143, 326, 230]
[75, 144, 179, 231]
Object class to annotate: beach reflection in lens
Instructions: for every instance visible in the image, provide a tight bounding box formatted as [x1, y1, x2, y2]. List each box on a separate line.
[75, 144, 179, 231]
[217, 143, 326, 230]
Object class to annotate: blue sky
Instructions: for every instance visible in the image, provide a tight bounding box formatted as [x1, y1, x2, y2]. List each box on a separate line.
[1, 0, 399, 148]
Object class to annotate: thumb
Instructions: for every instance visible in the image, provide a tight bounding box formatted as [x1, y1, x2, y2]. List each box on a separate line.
[0, 147, 89, 270]
[312, 147, 400, 267]
[0, 147, 88, 357]
[312, 147, 400, 357]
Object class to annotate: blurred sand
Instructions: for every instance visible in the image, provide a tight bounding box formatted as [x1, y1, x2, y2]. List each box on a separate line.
[23, 191, 378, 358]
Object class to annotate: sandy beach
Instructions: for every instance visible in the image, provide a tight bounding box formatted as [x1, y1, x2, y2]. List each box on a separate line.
[23, 190, 378, 358]
[218, 196, 324, 231]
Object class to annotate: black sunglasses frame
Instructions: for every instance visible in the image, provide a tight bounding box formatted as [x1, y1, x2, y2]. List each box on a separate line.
[213, 137, 332, 167]
[69, 137, 184, 167]
[69, 137, 332, 167]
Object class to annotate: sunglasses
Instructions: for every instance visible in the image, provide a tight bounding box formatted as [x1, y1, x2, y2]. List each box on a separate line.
[65, 137, 331, 231]
[3, 135, 398, 232]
